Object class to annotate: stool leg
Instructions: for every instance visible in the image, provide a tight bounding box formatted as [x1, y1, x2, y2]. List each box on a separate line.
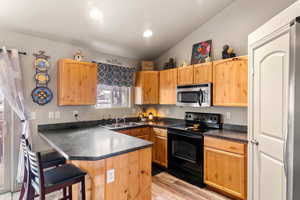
[26, 184, 35, 200]
[81, 178, 86, 200]
[69, 185, 73, 200]
[63, 187, 67, 199]
[19, 169, 27, 200]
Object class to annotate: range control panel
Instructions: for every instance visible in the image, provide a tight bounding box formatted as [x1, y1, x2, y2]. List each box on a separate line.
[185, 112, 222, 128]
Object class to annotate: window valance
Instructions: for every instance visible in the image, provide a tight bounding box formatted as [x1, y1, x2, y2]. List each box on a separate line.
[97, 63, 136, 87]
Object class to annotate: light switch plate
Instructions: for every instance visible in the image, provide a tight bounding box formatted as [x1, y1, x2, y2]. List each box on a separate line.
[226, 112, 231, 120]
[106, 169, 115, 183]
[55, 111, 60, 119]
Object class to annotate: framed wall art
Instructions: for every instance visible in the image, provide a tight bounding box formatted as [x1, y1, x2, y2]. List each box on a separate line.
[191, 40, 212, 64]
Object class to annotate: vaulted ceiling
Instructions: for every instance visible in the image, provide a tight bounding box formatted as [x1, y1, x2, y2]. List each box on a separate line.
[0, 0, 234, 59]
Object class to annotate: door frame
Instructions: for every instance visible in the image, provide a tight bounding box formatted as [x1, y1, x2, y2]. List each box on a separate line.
[248, 23, 291, 200]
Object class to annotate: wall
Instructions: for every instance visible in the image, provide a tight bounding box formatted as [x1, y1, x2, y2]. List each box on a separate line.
[0, 29, 141, 151]
[154, 0, 296, 126]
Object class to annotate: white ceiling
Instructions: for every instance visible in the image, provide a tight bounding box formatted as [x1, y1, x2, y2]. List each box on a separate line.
[0, 0, 234, 60]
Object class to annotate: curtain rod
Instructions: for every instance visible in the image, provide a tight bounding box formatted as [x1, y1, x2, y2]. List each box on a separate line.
[0, 48, 27, 55]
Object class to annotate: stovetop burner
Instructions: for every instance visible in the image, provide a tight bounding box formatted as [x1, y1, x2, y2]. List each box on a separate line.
[168, 112, 222, 134]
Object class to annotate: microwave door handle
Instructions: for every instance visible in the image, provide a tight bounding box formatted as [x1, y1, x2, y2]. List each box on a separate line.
[198, 89, 203, 106]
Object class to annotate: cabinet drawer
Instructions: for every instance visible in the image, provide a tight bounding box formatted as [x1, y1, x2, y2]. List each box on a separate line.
[204, 136, 246, 155]
[152, 128, 167, 137]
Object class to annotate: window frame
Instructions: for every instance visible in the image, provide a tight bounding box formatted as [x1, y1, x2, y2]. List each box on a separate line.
[95, 84, 133, 109]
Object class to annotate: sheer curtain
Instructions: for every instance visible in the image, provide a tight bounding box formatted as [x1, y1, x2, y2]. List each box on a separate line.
[0, 47, 29, 183]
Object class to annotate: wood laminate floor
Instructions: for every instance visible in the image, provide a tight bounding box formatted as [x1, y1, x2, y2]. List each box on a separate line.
[152, 172, 232, 200]
[0, 172, 231, 200]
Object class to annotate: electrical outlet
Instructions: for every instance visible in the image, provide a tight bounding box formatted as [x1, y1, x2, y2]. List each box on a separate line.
[30, 112, 36, 120]
[106, 169, 115, 183]
[73, 111, 79, 116]
[48, 112, 54, 120]
[226, 112, 231, 120]
[55, 111, 60, 119]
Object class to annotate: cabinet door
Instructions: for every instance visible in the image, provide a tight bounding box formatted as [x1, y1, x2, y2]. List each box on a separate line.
[152, 135, 168, 168]
[178, 65, 194, 85]
[213, 56, 248, 107]
[159, 68, 178, 104]
[134, 71, 159, 104]
[204, 147, 247, 200]
[194, 62, 213, 83]
[58, 59, 97, 106]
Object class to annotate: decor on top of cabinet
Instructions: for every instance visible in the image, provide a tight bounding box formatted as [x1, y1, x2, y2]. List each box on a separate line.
[74, 50, 84, 61]
[181, 60, 188, 67]
[222, 44, 236, 59]
[141, 61, 155, 71]
[163, 57, 176, 69]
[191, 40, 212, 64]
[31, 51, 53, 105]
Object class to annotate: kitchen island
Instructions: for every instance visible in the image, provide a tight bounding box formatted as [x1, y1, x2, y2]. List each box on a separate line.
[39, 126, 153, 200]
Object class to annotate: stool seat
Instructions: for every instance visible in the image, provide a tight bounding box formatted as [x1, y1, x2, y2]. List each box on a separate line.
[44, 164, 86, 188]
[41, 151, 66, 168]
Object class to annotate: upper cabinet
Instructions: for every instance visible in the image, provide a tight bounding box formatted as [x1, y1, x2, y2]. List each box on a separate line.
[159, 68, 178, 104]
[134, 71, 159, 105]
[177, 65, 194, 85]
[213, 56, 248, 107]
[58, 59, 97, 106]
[194, 62, 213, 84]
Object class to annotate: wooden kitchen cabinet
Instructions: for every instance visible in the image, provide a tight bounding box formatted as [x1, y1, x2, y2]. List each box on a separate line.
[58, 59, 97, 106]
[152, 128, 168, 168]
[119, 127, 168, 168]
[134, 71, 159, 104]
[159, 68, 178, 104]
[213, 56, 248, 107]
[71, 147, 152, 200]
[204, 136, 247, 200]
[177, 65, 194, 85]
[194, 62, 213, 84]
[118, 127, 151, 141]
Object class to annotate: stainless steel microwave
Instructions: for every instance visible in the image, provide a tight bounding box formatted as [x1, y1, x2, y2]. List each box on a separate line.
[176, 83, 212, 107]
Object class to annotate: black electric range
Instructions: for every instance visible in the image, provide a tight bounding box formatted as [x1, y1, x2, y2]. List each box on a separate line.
[167, 112, 222, 187]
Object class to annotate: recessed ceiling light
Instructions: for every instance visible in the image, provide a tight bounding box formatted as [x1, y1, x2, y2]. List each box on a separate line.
[143, 30, 153, 38]
[89, 8, 103, 22]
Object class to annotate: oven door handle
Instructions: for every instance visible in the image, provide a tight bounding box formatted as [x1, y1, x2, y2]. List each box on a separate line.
[168, 131, 203, 139]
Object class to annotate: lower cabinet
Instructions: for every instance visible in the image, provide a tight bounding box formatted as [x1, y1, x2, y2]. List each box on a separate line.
[152, 128, 168, 168]
[118, 127, 168, 168]
[204, 136, 247, 200]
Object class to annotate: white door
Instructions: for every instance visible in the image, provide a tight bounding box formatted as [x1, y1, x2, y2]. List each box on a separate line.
[250, 28, 290, 200]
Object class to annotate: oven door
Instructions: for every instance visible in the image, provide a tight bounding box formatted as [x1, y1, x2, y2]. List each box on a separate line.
[167, 129, 204, 187]
[176, 90, 201, 107]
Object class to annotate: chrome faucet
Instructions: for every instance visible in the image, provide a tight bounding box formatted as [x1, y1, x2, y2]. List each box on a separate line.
[115, 116, 119, 125]
[122, 116, 127, 124]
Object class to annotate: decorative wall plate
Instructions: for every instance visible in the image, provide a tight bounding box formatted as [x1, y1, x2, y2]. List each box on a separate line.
[32, 51, 53, 105]
[35, 72, 50, 85]
[31, 87, 53, 105]
[35, 58, 49, 71]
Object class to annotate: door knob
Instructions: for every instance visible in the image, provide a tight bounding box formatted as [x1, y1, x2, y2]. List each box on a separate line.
[250, 139, 259, 145]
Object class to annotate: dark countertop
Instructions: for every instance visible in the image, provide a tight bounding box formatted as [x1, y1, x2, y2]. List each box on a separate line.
[39, 126, 153, 161]
[204, 129, 248, 143]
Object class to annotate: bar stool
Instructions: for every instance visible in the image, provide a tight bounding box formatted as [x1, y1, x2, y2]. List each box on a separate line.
[19, 136, 66, 200]
[27, 147, 86, 200]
